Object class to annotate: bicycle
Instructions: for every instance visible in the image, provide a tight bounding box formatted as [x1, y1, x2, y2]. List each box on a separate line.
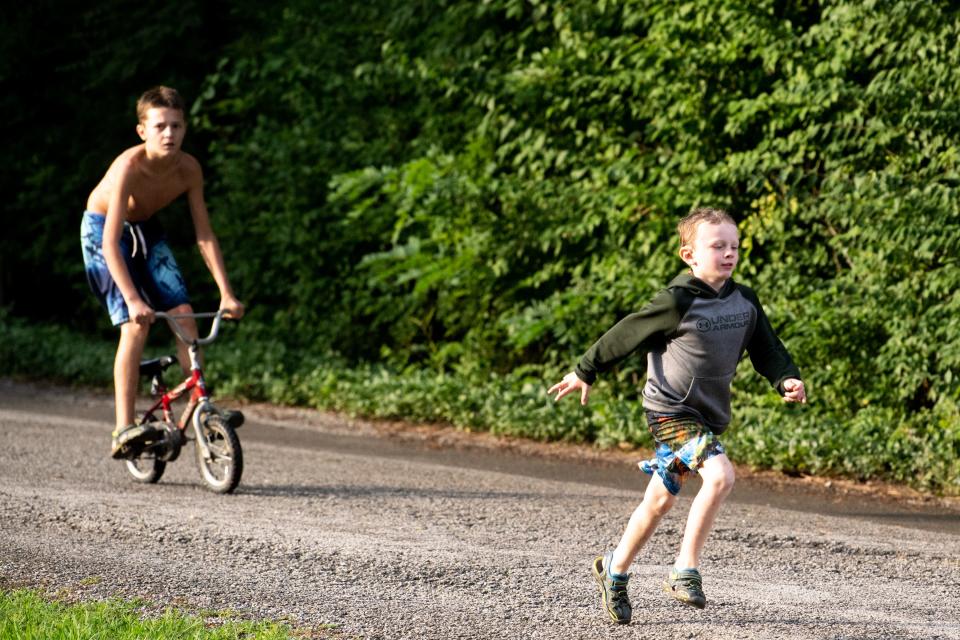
[125, 310, 245, 494]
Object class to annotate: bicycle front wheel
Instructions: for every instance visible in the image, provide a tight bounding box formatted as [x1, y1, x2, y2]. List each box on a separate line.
[194, 411, 243, 494]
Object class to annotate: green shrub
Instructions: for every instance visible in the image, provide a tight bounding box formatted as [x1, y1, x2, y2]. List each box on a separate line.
[4, 316, 956, 495]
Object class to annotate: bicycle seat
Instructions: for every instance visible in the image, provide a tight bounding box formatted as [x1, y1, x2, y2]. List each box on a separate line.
[139, 355, 178, 378]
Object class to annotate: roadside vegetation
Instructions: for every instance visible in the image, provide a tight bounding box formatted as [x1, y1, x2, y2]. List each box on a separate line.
[0, 588, 329, 639]
[2, 308, 956, 495]
[2, 1, 959, 495]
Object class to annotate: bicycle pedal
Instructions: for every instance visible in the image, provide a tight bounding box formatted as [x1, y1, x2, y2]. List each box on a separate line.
[120, 441, 147, 460]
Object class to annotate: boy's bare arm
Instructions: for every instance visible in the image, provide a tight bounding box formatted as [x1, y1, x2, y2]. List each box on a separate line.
[103, 160, 154, 325]
[185, 159, 244, 318]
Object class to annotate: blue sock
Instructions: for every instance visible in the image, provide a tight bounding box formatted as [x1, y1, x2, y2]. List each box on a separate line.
[608, 564, 629, 581]
[604, 552, 630, 580]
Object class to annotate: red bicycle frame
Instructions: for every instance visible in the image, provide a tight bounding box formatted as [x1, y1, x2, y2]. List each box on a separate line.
[144, 366, 208, 430]
[141, 310, 226, 430]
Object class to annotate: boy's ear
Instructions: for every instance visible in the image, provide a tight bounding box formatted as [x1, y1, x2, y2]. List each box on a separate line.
[136, 122, 146, 140]
[679, 245, 695, 265]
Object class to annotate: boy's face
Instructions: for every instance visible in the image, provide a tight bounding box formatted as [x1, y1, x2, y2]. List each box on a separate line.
[136, 107, 186, 157]
[680, 221, 739, 290]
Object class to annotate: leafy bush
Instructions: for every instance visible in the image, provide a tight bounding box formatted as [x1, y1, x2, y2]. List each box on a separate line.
[3, 316, 956, 494]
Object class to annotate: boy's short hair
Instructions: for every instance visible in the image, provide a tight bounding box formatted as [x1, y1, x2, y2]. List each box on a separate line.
[136, 86, 186, 122]
[677, 207, 736, 247]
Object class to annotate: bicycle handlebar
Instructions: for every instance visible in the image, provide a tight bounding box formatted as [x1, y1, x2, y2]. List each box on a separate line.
[154, 310, 234, 346]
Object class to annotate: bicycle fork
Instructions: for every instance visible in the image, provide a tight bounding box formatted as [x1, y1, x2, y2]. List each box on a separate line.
[182, 397, 216, 462]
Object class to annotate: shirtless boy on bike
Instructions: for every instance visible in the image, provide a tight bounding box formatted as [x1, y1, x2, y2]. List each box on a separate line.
[80, 86, 244, 458]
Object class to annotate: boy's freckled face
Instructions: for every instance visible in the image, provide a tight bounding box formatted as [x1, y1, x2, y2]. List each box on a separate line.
[681, 222, 739, 289]
[136, 107, 186, 156]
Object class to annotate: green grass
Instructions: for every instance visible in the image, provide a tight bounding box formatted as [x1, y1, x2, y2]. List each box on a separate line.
[0, 588, 340, 639]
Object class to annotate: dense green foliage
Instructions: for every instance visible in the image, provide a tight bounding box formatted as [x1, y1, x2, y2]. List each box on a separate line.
[0, 1, 261, 324]
[2, 1, 959, 493]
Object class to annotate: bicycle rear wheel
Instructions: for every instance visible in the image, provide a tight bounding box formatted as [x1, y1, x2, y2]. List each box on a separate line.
[194, 412, 243, 494]
[125, 418, 167, 483]
[126, 452, 166, 483]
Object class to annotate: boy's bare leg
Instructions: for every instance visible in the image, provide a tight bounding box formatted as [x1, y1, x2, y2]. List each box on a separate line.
[674, 453, 735, 569]
[609, 473, 677, 575]
[114, 321, 151, 429]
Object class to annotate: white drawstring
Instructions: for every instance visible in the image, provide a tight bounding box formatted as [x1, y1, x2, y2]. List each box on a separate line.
[129, 224, 148, 258]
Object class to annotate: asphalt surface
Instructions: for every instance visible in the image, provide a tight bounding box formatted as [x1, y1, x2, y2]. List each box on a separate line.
[1, 379, 959, 639]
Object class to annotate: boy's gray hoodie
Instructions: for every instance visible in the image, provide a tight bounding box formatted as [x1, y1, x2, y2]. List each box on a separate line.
[574, 274, 800, 433]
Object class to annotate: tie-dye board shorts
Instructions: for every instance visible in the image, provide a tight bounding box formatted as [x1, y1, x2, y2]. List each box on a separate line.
[80, 211, 190, 326]
[637, 412, 726, 495]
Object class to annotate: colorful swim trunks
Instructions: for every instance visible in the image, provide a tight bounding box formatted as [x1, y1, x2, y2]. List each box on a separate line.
[80, 211, 190, 326]
[638, 412, 725, 495]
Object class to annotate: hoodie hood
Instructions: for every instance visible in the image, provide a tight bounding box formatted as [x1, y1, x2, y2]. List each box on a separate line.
[668, 273, 736, 298]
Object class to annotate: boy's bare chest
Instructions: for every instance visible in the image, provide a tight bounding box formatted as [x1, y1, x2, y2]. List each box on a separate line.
[123, 170, 189, 220]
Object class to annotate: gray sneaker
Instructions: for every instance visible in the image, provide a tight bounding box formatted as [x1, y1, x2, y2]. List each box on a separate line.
[110, 423, 155, 459]
[663, 567, 707, 609]
[591, 551, 632, 624]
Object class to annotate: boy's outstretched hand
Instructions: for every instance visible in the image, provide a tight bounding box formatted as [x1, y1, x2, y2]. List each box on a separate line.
[548, 371, 592, 405]
[782, 378, 807, 403]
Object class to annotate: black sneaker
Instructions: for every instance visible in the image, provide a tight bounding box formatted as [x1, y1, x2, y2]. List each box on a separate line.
[222, 409, 244, 429]
[110, 423, 155, 459]
[663, 567, 707, 609]
[591, 551, 632, 624]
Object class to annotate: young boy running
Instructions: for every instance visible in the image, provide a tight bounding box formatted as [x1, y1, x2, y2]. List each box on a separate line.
[80, 86, 244, 459]
[548, 207, 806, 623]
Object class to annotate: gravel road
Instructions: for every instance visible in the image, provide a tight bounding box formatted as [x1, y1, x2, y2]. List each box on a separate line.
[1, 379, 959, 639]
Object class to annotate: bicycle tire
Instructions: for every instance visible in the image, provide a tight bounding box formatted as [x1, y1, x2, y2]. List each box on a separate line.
[194, 411, 243, 494]
[126, 453, 166, 483]
[125, 418, 168, 484]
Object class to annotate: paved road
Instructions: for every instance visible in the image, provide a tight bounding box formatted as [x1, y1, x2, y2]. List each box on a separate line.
[1, 380, 959, 639]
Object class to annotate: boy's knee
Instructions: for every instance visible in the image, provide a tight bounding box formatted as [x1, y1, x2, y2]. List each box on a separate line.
[716, 473, 735, 496]
[704, 462, 735, 495]
[120, 320, 150, 342]
[644, 490, 677, 516]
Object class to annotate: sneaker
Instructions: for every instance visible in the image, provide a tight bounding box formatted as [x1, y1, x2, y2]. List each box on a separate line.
[662, 567, 707, 609]
[591, 552, 632, 624]
[222, 409, 244, 429]
[110, 423, 155, 459]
